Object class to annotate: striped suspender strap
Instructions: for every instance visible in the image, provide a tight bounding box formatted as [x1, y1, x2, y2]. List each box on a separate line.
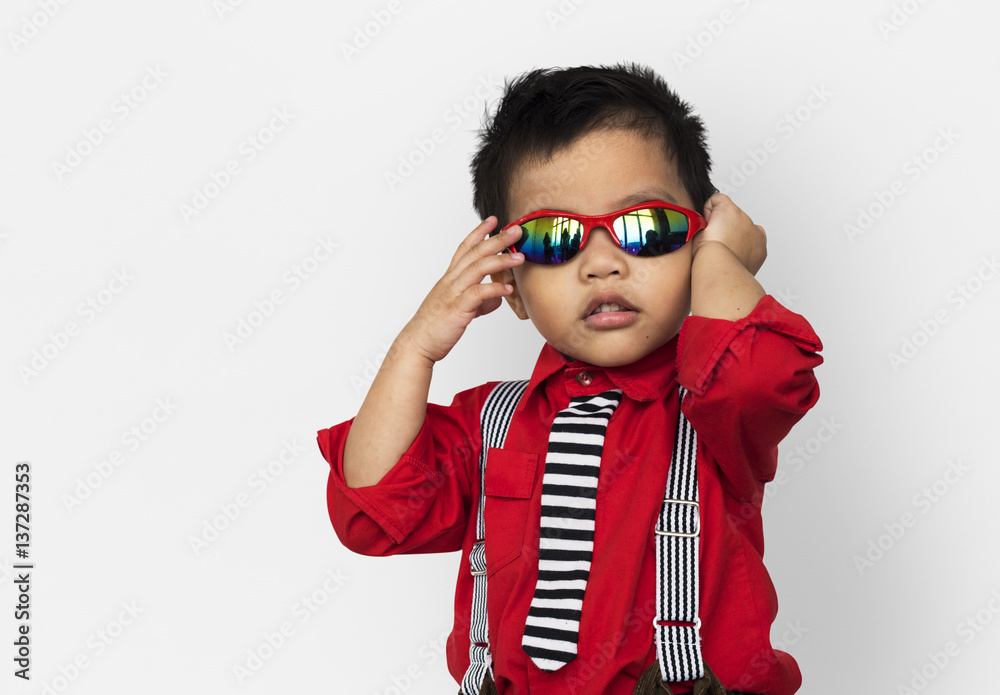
[460, 379, 530, 695]
[654, 386, 705, 682]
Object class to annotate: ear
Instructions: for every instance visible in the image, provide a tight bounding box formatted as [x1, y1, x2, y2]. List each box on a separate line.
[489, 266, 529, 320]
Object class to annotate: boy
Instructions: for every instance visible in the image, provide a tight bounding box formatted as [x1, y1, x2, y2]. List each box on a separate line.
[318, 64, 822, 695]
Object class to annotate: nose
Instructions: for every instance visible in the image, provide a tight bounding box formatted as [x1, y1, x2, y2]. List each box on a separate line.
[578, 226, 626, 278]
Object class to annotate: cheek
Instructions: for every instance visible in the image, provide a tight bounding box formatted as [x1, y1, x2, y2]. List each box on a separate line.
[513, 266, 566, 323]
[646, 256, 692, 313]
[511, 265, 541, 318]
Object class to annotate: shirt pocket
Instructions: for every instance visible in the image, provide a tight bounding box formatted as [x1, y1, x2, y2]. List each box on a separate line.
[483, 447, 538, 578]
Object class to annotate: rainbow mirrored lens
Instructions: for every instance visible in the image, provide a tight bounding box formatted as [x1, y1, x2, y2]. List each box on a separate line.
[512, 207, 690, 264]
[513, 216, 585, 264]
[613, 207, 689, 257]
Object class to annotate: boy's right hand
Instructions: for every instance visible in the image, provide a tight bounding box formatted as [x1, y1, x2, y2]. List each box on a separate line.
[400, 217, 524, 364]
[691, 193, 767, 276]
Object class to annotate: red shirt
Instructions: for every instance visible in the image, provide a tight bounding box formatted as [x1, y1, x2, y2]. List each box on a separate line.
[318, 295, 822, 695]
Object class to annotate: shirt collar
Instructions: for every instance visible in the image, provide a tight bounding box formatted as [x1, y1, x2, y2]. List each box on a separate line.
[517, 335, 679, 412]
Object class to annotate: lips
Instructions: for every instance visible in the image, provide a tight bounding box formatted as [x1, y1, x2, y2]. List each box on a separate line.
[583, 292, 637, 318]
[592, 302, 628, 314]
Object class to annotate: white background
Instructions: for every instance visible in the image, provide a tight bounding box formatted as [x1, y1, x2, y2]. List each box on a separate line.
[2, 0, 998, 693]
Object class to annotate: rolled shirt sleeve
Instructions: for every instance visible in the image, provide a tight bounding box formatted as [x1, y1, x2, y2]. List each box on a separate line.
[677, 294, 824, 502]
[317, 383, 496, 556]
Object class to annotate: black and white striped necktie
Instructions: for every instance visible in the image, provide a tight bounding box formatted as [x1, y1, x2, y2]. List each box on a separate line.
[521, 388, 623, 672]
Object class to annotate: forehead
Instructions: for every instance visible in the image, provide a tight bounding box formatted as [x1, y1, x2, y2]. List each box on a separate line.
[508, 128, 693, 220]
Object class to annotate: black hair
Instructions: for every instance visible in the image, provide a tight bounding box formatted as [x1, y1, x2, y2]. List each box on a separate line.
[471, 62, 715, 227]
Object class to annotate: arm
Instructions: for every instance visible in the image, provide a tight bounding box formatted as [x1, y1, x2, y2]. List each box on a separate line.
[319, 383, 494, 556]
[678, 296, 823, 502]
[320, 216, 524, 555]
[342, 217, 524, 488]
[689, 193, 767, 321]
[680, 195, 822, 501]
[341, 337, 433, 488]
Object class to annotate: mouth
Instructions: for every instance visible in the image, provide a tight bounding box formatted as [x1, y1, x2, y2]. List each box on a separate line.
[589, 302, 631, 316]
[583, 292, 638, 320]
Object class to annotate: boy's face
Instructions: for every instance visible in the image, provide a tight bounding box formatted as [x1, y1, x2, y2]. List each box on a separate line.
[491, 128, 696, 367]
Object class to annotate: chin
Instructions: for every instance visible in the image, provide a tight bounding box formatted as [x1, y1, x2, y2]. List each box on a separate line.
[585, 331, 678, 366]
[558, 346, 644, 367]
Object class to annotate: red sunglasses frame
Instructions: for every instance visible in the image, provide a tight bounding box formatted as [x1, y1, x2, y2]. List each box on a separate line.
[498, 200, 707, 262]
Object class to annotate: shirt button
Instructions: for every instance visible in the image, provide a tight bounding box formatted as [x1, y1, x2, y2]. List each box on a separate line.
[576, 371, 594, 386]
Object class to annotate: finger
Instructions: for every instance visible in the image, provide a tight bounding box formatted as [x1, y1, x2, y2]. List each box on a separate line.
[456, 278, 513, 317]
[452, 249, 523, 291]
[449, 225, 521, 284]
[463, 223, 521, 265]
[449, 217, 499, 267]
[703, 192, 731, 215]
[473, 295, 503, 319]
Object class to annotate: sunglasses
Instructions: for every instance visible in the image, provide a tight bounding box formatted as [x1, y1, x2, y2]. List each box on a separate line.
[495, 201, 707, 265]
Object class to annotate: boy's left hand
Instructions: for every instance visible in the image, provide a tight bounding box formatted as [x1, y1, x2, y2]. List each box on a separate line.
[690, 193, 767, 276]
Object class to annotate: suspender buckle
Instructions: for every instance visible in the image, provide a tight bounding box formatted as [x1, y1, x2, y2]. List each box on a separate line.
[654, 499, 700, 537]
[470, 539, 487, 576]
